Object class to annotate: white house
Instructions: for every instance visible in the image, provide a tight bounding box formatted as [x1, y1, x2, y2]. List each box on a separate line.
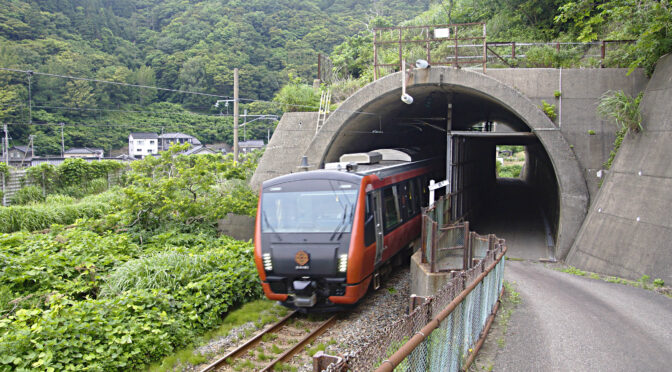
[128, 132, 159, 159]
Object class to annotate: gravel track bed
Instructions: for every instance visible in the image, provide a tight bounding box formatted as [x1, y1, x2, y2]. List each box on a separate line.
[189, 265, 411, 372]
[293, 266, 412, 371]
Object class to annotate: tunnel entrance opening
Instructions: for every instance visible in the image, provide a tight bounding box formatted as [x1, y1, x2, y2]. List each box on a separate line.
[320, 85, 560, 260]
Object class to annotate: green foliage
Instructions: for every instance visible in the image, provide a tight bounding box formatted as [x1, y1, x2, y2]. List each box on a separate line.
[540, 100, 557, 120]
[0, 191, 118, 233]
[561, 266, 587, 276]
[0, 227, 262, 371]
[554, 90, 562, 98]
[653, 278, 665, 287]
[525, 45, 584, 67]
[0, 1, 431, 153]
[0, 164, 8, 181]
[603, 128, 626, 170]
[8, 185, 44, 206]
[597, 91, 643, 133]
[555, 0, 672, 75]
[588, 129, 596, 135]
[121, 145, 258, 233]
[273, 76, 321, 112]
[497, 164, 523, 178]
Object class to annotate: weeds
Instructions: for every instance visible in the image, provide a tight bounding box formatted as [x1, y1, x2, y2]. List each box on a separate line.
[597, 91, 643, 133]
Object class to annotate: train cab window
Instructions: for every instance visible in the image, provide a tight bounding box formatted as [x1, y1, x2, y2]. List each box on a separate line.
[382, 186, 401, 231]
[364, 193, 376, 246]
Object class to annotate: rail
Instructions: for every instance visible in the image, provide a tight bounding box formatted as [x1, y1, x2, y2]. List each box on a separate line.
[201, 311, 337, 372]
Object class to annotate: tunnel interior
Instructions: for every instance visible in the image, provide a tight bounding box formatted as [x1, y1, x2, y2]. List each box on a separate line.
[324, 85, 560, 259]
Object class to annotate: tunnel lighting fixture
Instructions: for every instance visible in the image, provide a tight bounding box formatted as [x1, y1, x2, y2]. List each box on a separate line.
[263, 253, 273, 271]
[401, 59, 414, 105]
[338, 254, 348, 272]
[415, 59, 430, 69]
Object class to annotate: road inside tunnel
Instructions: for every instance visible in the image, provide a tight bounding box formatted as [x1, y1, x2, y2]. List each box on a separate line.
[470, 178, 554, 261]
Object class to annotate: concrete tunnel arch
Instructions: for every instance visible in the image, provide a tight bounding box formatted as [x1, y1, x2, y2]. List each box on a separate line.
[303, 67, 589, 260]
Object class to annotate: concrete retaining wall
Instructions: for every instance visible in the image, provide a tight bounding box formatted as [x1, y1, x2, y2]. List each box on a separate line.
[250, 112, 318, 191]
[568, 54, 672, 284]
[217, 213, 255, 241]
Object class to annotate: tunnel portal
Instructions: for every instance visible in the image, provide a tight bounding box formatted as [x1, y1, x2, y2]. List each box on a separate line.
[305, 67, 587, 260]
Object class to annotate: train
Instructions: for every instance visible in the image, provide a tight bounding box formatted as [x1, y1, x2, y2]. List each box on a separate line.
[253, 149, 444, 311]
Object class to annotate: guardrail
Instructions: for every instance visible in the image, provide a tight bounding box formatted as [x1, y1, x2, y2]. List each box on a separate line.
[372, 22, 634, 77]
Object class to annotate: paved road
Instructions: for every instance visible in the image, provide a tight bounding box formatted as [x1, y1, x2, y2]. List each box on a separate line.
[494, 260, 672, 371]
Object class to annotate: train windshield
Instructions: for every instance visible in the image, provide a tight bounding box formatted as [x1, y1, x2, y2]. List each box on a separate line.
[261, 180, 358, 233]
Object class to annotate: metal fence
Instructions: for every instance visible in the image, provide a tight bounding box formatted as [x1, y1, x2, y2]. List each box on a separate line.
[322, 243, 506, 372]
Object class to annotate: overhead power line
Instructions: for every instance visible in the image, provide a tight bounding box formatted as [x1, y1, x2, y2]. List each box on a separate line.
[0, 67, 234, 99]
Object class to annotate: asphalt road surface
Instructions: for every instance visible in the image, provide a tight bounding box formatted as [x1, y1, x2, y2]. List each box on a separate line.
[494, 260, 672, 371]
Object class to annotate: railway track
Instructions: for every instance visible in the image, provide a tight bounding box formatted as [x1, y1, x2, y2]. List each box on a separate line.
[200, 311, 338, 372]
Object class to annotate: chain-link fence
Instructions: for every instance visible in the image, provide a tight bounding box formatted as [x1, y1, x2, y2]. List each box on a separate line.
[322, 243, 506, 372]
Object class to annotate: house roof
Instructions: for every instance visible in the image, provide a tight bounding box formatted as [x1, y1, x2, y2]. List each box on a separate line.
[65, 147, 104, 154]
[130, 132, 159, 139]
[10, 146, 31, 153]
[160, 132, 201, 145]
[159, 132, 193, 139]
[183, 145, 216, 155]
[239, 140, 265, 147]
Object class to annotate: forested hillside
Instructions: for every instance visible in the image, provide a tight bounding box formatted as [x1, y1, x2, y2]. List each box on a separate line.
[0, 0, 669, 155]
[0, 0, 430, 155]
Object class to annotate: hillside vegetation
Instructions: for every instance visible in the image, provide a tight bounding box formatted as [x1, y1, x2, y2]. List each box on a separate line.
[0, 0, 430, 154]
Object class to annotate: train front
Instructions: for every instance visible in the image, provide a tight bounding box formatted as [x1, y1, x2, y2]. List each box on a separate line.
[254, 172, 363, 311]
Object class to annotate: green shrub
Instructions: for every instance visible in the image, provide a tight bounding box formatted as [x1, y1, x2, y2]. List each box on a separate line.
[540, 100, 557, 120]
[0, 233, 262, 371]
[9, 186, 45, 206]
[272, 76, 320, 112]
[497, 164, 523, 178]
[525, 45, 582, 68]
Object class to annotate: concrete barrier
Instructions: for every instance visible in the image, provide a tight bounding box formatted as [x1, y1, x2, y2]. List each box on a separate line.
[568, 54, 672, 284]
[217, 213, 255, 241]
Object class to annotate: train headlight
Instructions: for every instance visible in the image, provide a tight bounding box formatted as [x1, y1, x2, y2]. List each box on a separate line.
[263, 253, 273, 271]
[338, 254, 348, 273]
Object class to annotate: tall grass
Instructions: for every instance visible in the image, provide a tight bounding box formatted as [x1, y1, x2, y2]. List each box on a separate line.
[597, 91, 644, 133]
[101, 251, 219, 295]
[0, 189, 121, 233]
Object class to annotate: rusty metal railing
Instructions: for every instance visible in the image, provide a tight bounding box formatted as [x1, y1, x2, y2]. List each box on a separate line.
[373, 23, 487, 79]
[421, 196, 501, 273]
[320, 241, 507, 372]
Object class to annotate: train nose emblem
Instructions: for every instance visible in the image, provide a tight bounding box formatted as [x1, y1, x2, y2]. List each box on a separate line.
[295, 250, 310, 266]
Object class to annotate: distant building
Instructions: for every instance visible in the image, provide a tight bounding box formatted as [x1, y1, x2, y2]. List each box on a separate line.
[239, 140, 265, 153]
[128, 132, 159, 159]
[159, 133, 201, 151]
[64, 147, 104, 159]
[7, 146, 33, 167]
[183, 145, 217, 156]
[207, 143, 232, 154]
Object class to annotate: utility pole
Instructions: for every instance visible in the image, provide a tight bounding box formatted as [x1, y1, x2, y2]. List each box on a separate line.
[3, 124, 8, 165]
[243, 109, 247, 143]
[60, 122, 65, 157]
[233, 68, 239, 163]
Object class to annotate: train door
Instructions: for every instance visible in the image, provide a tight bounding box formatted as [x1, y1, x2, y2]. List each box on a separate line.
[371, 191, 384, 266]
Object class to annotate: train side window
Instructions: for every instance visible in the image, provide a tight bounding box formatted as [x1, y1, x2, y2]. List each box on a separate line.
[399, 181, 409, 220]
[408, 179, 418, 216]
[364, 193, 376, 246]
[382, 186, 401, 231]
